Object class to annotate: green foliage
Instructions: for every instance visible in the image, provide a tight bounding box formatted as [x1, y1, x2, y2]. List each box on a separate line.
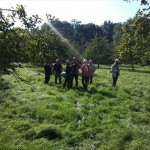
[124, 0, 149, 5]
[113, 23, 124, 58]
[1, 1, 150, 75]
[0, 5, 41, 74]
[0, 64, 150, 149]
[84, 37, 113, 64]
[101, 20, 115, 43]
[0, 6, 69, 74]
[118, 1, 150, 67]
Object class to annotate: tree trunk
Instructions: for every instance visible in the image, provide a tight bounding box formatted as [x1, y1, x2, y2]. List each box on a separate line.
[130, 53, 134, 71]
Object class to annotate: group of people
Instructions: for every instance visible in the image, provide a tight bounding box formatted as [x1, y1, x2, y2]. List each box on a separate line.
[44, 57, 120, 90]
[44, 57, 96, 90]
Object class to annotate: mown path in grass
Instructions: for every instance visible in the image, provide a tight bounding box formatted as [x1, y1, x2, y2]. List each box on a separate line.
[0, 64, 150, 150]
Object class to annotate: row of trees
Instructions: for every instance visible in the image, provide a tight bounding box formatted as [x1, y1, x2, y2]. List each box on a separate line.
[118, 7, 150, 70]
[0, 0, 149, 74]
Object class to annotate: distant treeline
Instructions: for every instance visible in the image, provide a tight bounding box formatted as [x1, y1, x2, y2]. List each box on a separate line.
[0, 1, 149, 74]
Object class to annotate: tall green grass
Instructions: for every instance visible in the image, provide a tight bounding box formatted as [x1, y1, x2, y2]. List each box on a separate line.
[0, 64, 149, 150]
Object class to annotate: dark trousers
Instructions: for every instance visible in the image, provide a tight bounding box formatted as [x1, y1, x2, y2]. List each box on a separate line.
[70, 74, 78, 88]
[63, 75, 71, 89]
[112, 74, 119, 87]
[82, 76, 89, 90]
[89, 77, 93, 84]
[45, 75, 50, 84]
[55, 72, 61, 84]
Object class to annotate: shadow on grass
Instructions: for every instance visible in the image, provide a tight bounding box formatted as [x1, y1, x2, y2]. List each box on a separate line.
[0, 78, 11, 90]
[116, 68, 150, 74]
[0, 78, 12, 104]
[100, 91, 116, 98]
[95, 82, 108, 88]
[132, 69, 150, 74]
[119, 66, 150, 74]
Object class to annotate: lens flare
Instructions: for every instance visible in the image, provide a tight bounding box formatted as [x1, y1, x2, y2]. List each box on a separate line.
[45, 22, 83, 60]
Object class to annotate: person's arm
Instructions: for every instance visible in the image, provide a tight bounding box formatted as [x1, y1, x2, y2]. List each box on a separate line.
[81, 64, 85, 72]
[77, 62, 81, 69]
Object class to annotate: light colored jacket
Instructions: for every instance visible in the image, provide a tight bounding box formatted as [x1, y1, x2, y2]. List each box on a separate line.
[88, 64, 95, 77]
[111, 63, 120, 77]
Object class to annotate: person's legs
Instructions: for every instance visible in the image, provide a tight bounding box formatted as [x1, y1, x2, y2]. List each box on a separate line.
[112, 77, 117, 87]
[82, 76, 85, 88]
[70, 74, 74, 88]
[58, 73, 62, 84]
[82, 76, 87, 90]
[63, 77, 67, 88]
[47, 75, 50, 83]
[90, 77, 93, 84]
[45, 75, 47, 84]
[84, 77, 89, 90]
[113, 73, 119, 87]
[115, 74, 119, 85]
[45, 75, 50, 84]
[67, 76, 70, 89]
[55, 73, 58, 84]
[75, 74, 78, 87]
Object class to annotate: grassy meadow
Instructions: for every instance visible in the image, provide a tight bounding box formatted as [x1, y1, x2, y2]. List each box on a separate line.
[0, 64, 150, 150]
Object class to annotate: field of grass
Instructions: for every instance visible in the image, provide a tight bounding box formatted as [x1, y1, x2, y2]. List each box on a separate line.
[0, 64, 150, 150]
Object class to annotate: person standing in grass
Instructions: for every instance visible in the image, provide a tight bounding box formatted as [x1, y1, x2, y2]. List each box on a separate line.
[53, 59, 63, 84]
[110, 59, 120, 87]
[44, 60, 52, 84]
[88, 60, 96, 84]
[63, 60, 71, 89]
[70, 57, 80, 88]
[81, 59, 89, 90]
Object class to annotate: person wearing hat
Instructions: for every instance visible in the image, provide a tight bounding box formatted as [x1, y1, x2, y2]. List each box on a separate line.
[110, 59, 120, 87]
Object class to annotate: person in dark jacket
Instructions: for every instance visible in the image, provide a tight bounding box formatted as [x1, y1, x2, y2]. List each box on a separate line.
[70, 57, 80, 88]
[53, 59, 63, 84]
[44, 60, 52, 84]
[63, 60, 71, 89]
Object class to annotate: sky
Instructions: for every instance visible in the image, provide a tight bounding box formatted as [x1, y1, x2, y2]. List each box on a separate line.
[0, 0, 145, 26]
